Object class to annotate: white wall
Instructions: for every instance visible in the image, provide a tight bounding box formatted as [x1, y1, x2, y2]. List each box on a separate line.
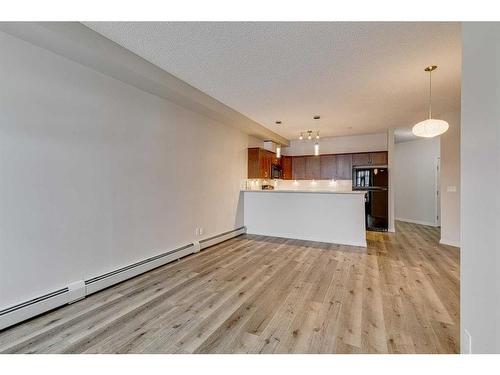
[440, 110, 461, 247]
[394, 137, 440, 226]
[283, 132, 387, 156]
[0, 31, 249, 309]
[461, 22, 500, 354]
[247, 135, 264, 148]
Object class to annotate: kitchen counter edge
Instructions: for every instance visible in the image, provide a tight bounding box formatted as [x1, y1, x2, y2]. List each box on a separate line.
[241, 189, 367, 195]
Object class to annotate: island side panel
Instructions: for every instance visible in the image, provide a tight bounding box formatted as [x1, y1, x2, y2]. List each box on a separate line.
[243, 191, 366, 247]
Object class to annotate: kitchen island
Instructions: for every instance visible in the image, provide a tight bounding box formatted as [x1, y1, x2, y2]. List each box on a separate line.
[242, 189, 367, 247]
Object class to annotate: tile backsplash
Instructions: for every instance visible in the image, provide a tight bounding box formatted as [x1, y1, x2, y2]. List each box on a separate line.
[243, 179, 353, 191]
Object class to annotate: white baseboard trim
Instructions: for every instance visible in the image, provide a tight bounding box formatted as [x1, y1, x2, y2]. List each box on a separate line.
[0, 226, 246, 331]
[200, 227, 246, 249]
[395, 217, 439, 227]
[439, 238, 460, 248]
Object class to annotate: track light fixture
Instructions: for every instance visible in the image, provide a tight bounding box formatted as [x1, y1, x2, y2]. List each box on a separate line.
[297, 116, 321, 155]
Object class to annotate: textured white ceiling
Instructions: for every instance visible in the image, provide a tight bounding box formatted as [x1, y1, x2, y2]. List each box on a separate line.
[84, 22, 461, 140]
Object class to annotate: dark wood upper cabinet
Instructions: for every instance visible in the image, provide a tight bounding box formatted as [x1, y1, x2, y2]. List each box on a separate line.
[248, 148, 280, 179]
[320, 155, 336, 180]
[305, 156, 321, 180]
[281, 156, 292, 180]
[352, 151, 388, 166]
[264, 150, 278, 178]
[270, 154, 279, 166]
[352, 153, 371, 166]
[247, 148, 260, 178]
[259, 152, 270, 178]
[250, 148, 387, 180]
[335, 154, 353, 180]
[292, 156, 306, 180]
[370, 152, 388, 165]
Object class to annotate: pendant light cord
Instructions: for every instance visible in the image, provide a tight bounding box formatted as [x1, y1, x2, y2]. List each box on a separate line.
[428, 69, 432, 119]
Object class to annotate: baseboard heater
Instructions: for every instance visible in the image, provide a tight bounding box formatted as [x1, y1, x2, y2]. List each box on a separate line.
[0, 226, 246, 331]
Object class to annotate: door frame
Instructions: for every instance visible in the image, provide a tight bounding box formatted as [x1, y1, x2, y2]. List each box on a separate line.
[435, 156, 441, 226]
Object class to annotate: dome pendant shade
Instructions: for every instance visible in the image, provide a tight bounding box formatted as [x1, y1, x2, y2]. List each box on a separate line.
[412, 119, 449, 138]
[412, 65, 449, 138]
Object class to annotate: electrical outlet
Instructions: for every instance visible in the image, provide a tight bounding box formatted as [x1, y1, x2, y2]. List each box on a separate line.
[463, 329, 472, 354]
[195, 228, 199, 236]
[199, 227, 204, 236]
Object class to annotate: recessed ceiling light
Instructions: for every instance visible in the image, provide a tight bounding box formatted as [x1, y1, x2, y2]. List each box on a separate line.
[275, 120, 282, 124]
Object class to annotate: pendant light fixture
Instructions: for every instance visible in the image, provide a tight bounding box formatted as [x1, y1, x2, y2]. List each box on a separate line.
[412, 65, 449, 138]
[276, 144, 281, 158]
[314, 142, 319, 156]
[313, 116, 320, 156]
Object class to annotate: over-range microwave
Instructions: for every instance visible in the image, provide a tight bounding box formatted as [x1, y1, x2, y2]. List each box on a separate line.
[271, 164, 282, 179]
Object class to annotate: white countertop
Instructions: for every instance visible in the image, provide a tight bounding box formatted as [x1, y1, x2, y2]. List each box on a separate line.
[241, 189, 366, 195]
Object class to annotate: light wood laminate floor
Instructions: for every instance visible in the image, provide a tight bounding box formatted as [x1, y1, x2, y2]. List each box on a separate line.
[0, 221, 459, 354]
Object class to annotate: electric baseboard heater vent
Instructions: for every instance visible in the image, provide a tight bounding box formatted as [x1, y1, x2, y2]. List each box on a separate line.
[0, 226, 246, 331]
